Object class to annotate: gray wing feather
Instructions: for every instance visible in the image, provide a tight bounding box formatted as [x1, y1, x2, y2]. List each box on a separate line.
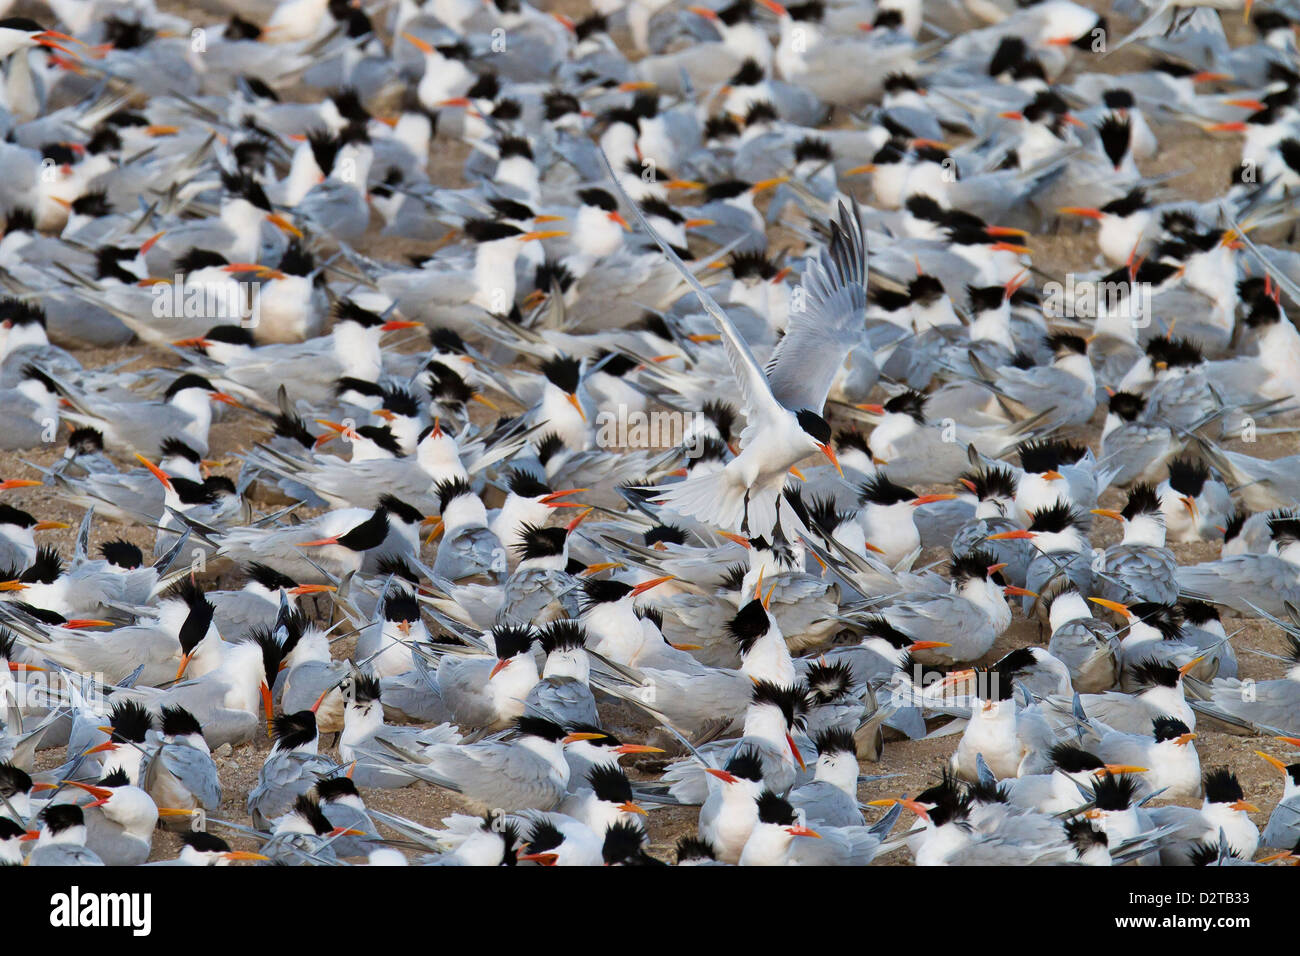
[766, 201, 868, 413]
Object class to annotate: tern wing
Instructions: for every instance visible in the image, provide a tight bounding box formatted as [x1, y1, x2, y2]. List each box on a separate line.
[1177, 555, 1300, 616]
[765, 201, 867, 414]
[426, 742, 562, 810]
[599, 147, 782, 430]
[160, 744, 224, 809]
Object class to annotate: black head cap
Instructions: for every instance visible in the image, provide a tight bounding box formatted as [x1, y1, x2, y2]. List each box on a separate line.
[960, 464, 1017, 501]
[950, 547, 1000, 585]
[291, 794, 332, 834]
[858, 472, 916, 506]
[160, 705, 203, 738]
[727, 599, 772, 654]
[514, 715, 566, 742]
[1151, 715, 1192, 743]
[1026, 502, 1089, 534]
[676, 836, 717, 862]
[272, 710, 318, 750]
[579, 578, 634, 610]
[537, 620, 586, 655]
[803, 659, 856, 703]
[1048, 742, 1105, 773]
[512, 523, 568, 561]
[491, 624, 536, 660]
[1179, 601, 1220, 627]
[107, 699, 155, 744]
[725, 745, 765, 782]
[1203, 767, 1245, 805]
[41, 803, 85, 834]
[1089, 772, 1140, 811]
[587, 764, 635, 804]
[383, 588, 420, 624]
[755, 789, 798, 826]
[750, 680, 808, 729]
[0, 761, 32, 797]
[812, 726, 856, 759]
[1128, 658, 1184, 689]
[1166, 457, 1210, 497]
[1121, 482, 1162, 520]
[602, 819, 661, 865]
[1107, 390, 1147, 421]
[539, 355, 581, 394]
[315, 776, 361, 803]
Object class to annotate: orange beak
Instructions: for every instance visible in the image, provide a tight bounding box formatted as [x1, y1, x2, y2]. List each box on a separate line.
[817, 442, 843, 476]
[630, 575, 674, 596]
[224, 850, 271, 862]
[139, 230, 166, 254]
[0, 478, 42, 491]
[518, 851, 560, 865]
[565, 392, 586, 422]
[1099, 764, 1149, 776]
[265, 213, 302, 238]
[402, 31, 434, 52]
[287, 584, 336, 596]
[1255, 750, 1289, 773]
[1088, 597, 1131, 617]
[539, 488, 586, 507]
[787, 733, 805, 770]
[262, 681, 274, 738]
[911, 493, 957, 506]
[868, 797, 930, 821]
[613, 744, 665, 755]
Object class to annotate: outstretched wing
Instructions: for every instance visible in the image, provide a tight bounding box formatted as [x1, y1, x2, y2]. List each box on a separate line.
[765, 200, 868, 413]
[598, 147, 781, 428]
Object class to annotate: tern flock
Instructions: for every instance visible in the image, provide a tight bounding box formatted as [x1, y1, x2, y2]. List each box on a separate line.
[2, 0, 1300, 867]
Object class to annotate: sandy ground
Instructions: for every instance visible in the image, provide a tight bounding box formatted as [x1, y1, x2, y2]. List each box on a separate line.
[7, 0, 1299, 865]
